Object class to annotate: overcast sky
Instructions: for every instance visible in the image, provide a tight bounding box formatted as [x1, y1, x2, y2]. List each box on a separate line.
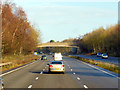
[12, 0, 118, 43]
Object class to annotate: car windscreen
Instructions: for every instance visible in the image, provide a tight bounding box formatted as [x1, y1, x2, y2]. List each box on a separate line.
[51, 62, 62, 64]
[103, 54, 107, 56]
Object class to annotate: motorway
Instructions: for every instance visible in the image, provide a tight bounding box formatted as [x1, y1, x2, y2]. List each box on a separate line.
[3, 55, 119, 89]
[72, 55, 119, 65]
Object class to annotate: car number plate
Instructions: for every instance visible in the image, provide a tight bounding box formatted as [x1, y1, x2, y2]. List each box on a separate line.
[55, 68, 60, 70]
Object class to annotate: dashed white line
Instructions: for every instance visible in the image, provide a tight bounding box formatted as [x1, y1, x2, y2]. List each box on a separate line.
[83, 85, 88, 89]
[36, 77, 39, 80]
[28, 85, 32, 88]
[71, 69, 72, 71]
[77, 77, 80, 80]
[73, 73, 76, 75]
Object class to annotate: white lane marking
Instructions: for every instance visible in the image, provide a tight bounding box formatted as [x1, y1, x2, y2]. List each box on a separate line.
[73, 73, 76, 75]
[40, 72, 43, 74]
[28, 85, 32, 88]
[1, 86, 3, 89]
[71, 69, 72, 71]
[83, 85, 88, 89]
[77, 77, 80, 80]
[36, 77, 39, 80]
[0, 60, 38, 77]
[82, 61, 120, 79]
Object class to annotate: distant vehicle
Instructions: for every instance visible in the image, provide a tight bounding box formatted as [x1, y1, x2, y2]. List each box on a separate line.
[50, 53, 53, 55]
[54, 53, 63, 61]
[48, 61, 65, 73]
[102, 53, 108, 59]
[52, 54, 54, 57]
[97, 53, 102, 57]
[34, 52, 37, 55]
[41, 55, 47, 60]
[50, 53, 54, 57]
[0, 77, 4, 90]
[40, 51, 43, 54]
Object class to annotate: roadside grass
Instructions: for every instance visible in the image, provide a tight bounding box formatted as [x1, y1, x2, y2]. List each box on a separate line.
[68, 56, 120, 74]
[2, 54, 40, 72]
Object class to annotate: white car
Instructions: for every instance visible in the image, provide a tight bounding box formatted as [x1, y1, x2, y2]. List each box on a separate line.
[102, 53, 108, 59]
[48, 61, 65, 73]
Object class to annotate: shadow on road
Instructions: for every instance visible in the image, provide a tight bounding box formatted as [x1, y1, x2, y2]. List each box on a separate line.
[29, 71, 65, 75]
[29, 71, 41, 74]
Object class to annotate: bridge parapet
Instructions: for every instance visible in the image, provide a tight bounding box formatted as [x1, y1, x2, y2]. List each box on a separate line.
[37, 42, 78, 48]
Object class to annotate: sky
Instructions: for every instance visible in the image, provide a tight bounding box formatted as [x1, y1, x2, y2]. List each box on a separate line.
[12, 0, 118, 43]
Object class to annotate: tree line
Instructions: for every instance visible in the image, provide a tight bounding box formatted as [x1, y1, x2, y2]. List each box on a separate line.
[47, 25, 119, 56]
[2, 1, 40, 55]
[74, 24, 119, 56]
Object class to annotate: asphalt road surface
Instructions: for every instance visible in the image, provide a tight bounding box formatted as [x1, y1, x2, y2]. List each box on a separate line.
[72, 55, 119, 65]
[3, 55, 119, 89]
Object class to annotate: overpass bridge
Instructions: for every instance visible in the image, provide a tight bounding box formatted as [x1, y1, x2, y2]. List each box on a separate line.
[36, 42, 79, 54]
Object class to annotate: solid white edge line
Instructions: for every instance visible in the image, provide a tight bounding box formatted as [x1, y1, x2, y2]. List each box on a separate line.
[0, 60, 38, 77]
[81, 61, 120, 79]
[84, 85, 88, 89]
[28, 85, 32, 88]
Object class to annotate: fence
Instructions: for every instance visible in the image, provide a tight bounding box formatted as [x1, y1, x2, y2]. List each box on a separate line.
[0, 62, 12, 67]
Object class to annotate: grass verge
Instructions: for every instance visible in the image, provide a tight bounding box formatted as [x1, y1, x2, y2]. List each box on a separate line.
[68, 56, 120, 74]
[2, 54, 40, 72]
